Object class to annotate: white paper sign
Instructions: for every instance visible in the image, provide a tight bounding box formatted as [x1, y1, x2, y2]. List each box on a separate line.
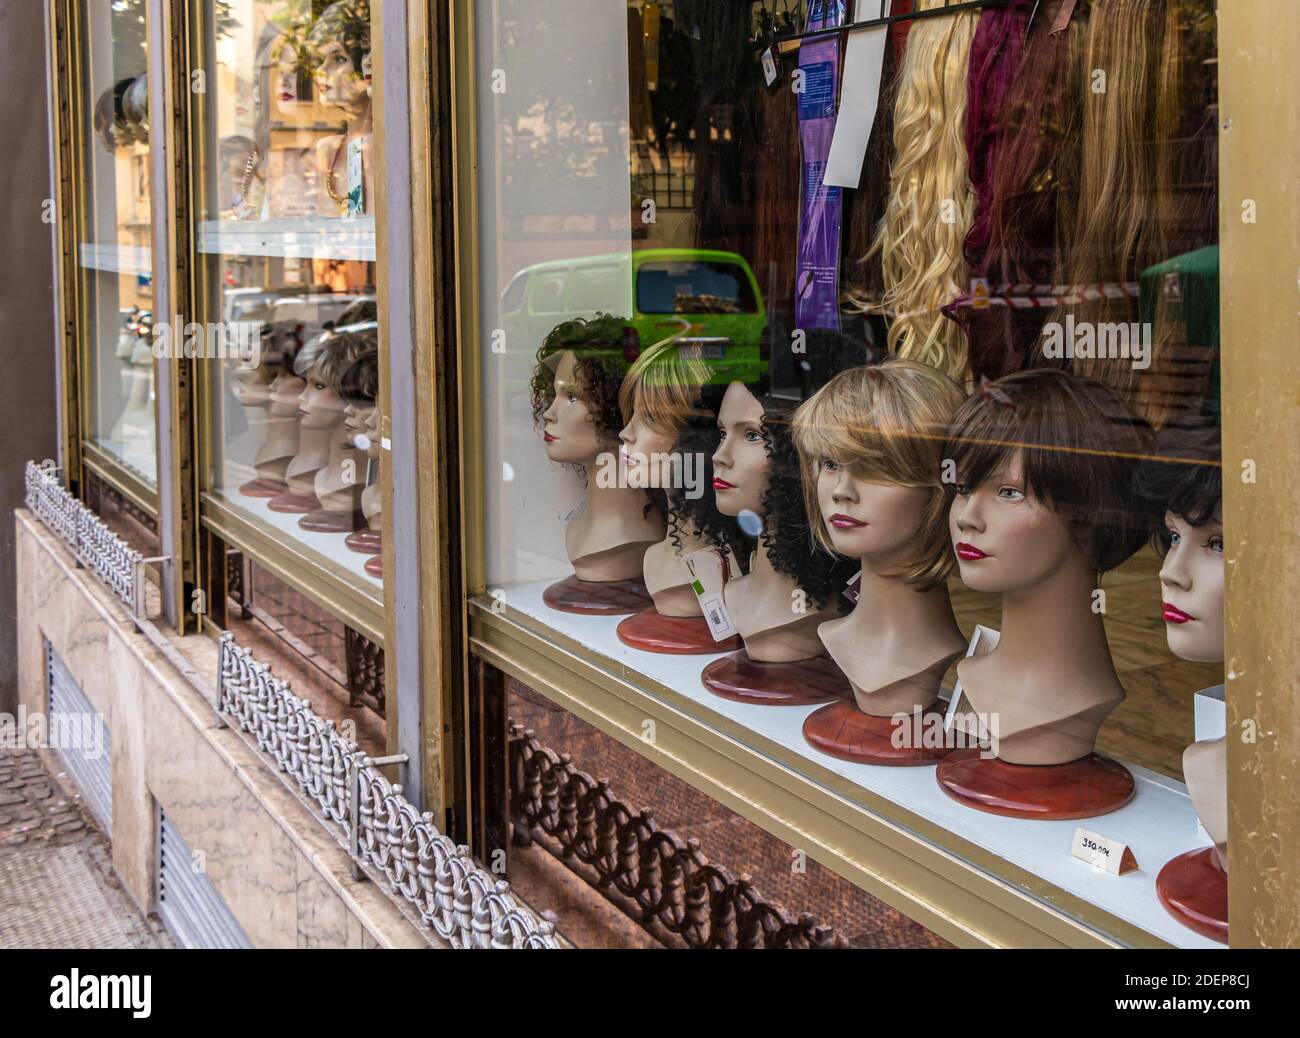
[943, 624, 1000, 740]
[1071, 827, 1138, 876]
[824, 0, 890, 189]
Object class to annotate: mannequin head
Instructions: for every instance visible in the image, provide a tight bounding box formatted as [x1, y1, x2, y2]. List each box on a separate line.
[792, 359, 964, 590]
[296, 330, 373, 433]
[531, 314, 635, 468]
[617, 337, 710, 496]
[704, 330, 865, 607]
[943, 369, 1153, 594]
[1135, 420, 1223, 662]
[309, 1, 372, 116]
[232, 363, 271, 408]
[340, 339, 380, 451]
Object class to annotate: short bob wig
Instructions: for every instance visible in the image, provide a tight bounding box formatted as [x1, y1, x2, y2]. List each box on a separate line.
[618, 336, 711, 435]
[941, 368, 1155, 575]
[792, 359, 965, 590]
[1132, 418, 1221, 555]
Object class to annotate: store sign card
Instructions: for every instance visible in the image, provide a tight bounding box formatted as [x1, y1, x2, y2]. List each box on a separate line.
[1071, 827, 1138, 875]
[347, 138, 365, 217]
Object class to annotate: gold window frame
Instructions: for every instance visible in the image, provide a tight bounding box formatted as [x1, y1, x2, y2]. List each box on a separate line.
[437, 0, 1300, 948]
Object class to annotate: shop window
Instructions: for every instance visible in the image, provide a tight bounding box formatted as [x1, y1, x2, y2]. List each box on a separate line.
[75, 0, 158, 498]
[189, 0, 386, 651]
[463, 0, 1225, 946]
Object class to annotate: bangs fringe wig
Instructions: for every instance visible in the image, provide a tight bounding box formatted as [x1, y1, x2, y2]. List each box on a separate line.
[867, 0, 979, 383]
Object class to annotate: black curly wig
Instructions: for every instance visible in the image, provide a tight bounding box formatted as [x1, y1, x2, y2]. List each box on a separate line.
[1132, 418, 1222, 555]
[667, 381, 738, 557]
[678, 330, 865, 607]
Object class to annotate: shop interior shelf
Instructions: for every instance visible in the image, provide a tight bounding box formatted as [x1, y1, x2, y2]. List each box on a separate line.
[196, 217, 376, 261]
[497, 577, 1222, 950]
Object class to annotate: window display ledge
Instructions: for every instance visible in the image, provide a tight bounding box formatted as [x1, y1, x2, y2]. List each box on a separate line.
[200, 492, 384, 648]
[469, 587, 1220, 950]
[196, 217, 376, 261]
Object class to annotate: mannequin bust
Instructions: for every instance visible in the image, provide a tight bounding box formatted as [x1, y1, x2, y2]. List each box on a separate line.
[236, 329, 301, 497]
[614, 339, 740, 653]
[1138, 422, 1228, 942]
[699, 334, 862, 705]
[935, 369, 1154, 819]
[792, 360, 968, 764]
[268, 337, 327, 514]
[309, 2, 374, 217]
[344, 352, 383, 555]
[297, 331, 374, 532]
[531, 316, 666, 614]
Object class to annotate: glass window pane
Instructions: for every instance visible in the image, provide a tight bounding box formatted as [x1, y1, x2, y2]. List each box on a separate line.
[78, 0, 156, 485]
[192, 0, 383, 603]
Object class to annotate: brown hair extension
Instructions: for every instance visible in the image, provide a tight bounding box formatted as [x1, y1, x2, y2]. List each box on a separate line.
[1061, 0, 1168, 408]
[792, 359, 965, 590]
[866, 0, 979, 382]
[954, 4, 1085, 381]
[754, 79, 801, 328]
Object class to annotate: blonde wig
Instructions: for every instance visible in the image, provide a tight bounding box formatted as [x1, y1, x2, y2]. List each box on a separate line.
[618, 337, 711, 434]
[791, 358, 965, 590]
[866, 0, 978, 383]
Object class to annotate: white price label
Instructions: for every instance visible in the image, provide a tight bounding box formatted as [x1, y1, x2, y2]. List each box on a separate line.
[697, 591, 738, 642]
[1071, 827, 1138, 876]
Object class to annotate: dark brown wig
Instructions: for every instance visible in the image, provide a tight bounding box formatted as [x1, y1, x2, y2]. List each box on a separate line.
[529, 314, 638, 445]
[942, 367, 1155, 574]
[339, 336, 379, 406]
[1132, 417, 1221, 555]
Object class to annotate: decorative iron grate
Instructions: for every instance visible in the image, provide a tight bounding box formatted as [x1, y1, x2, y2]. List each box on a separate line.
[217, 633, 559, 950]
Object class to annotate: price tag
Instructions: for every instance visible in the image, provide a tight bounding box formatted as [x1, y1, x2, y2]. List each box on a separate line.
[683, 549, 738, 642]
[1071, 827, 1138, 876]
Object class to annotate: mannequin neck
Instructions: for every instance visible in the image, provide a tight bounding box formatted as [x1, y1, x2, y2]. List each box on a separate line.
[343, 98, 373, 138]
[995, 558, 1110, 664]
[261, 412, 299, 455]
[850, 558, 957, 635]
[295, 422, 333, 462]
[582, 463, 654, 522]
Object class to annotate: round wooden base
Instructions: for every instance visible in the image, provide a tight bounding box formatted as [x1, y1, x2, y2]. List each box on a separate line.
[1157, 846, 1228, 944]
[616, 608, 741, 655]
[701, 650, 851, 706]
[267, 491, 321, 514]
[364, 554, 383, 580]
[345, 528, 383, 555]
[299, 509, 365, 533]
[238, 478, 288, 498]
[803, 700, 953, 766]
[542, 574, 652, 615]
[936, 749, 1135, 820]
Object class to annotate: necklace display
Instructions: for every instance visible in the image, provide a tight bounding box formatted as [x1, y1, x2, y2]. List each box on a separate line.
[325, 137, 349, 215]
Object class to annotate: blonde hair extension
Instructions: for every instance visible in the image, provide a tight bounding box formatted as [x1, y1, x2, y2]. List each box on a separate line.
[867, 0, 978, 383]
[618, 337, 711, 434]
[791, 359, 965, 590]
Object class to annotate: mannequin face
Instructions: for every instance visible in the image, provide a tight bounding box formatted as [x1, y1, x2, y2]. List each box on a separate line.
[362, 407, 381, 460]
[297, 370, 346, 431]
[949, 451, 1083, 594]
[273, 46, 306, 117]
[619, 410, 678, 490]
[315, 41, 369, 113]
[232, 365, 270, 408]
[711, 382, 768, 517]
[268, 372, 307, 417]
[540, 350, 604, 466]
[817, 460, 930, 568]
[1159, 511, 1225, 662]
[343, 401, 376, 449]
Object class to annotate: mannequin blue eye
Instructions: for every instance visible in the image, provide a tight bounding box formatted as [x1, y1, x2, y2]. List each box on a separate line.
[997, 486, 1024, 502]
[1207, 536, 1224, 553]
[821, 458, 839, 471]
[744, 430, 762, 442]
[1168, 530, 1181, 545]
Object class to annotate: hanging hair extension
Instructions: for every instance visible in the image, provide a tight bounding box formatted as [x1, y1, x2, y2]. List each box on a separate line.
[1063, 0, 1167, 407]
[867, 0, 978, 382]
[753, 78, 801, 332]
[952, 2, 1085, 381]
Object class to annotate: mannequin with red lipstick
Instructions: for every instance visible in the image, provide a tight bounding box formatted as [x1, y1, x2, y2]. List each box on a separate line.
[1137, 421, 1228, 942]
[531, 315, 666, 614]
[614, 338, 740, 652]
[936, 369, 1154, 819]
[295, 330, 374, 532]
[699, 335, 861, 704]
[791, 360, 968, 762]
[341, 349, 383, 557]
[308, 2, 374, 218]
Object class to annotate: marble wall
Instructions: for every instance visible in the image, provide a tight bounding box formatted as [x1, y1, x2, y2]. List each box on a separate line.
[13, 509, 431, 949]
